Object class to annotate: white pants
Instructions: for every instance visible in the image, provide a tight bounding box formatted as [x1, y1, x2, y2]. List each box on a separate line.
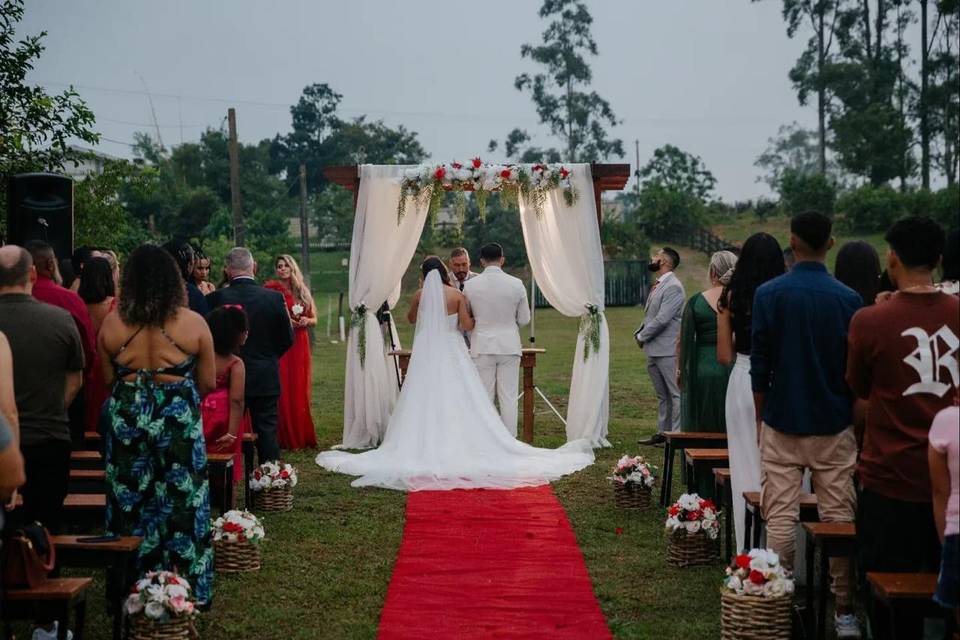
[473, 354, 520, 437]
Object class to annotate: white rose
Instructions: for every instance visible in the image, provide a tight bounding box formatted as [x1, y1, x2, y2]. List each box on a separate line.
[165, 585, 188, 600]
[684, 520, 702, 534]
[725, 575, 743, 593]
[144, 601, 166, 620]
[665, 516, 680, 530]
[763, 579, 787, 598]
[146, 585, 164, 600]
[743, 580, 764, 596]
[125, 595, 144, 615]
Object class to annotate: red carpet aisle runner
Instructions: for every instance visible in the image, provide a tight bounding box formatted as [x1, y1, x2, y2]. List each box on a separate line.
[378, 485, 612, 639]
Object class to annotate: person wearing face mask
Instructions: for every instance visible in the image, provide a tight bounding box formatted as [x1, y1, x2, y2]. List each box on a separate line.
[636, 247, 685, 446]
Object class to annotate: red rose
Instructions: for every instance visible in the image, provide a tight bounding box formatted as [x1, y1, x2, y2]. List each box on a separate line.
[749, 570, 765, 585]
[500, 169, 512, 179]
[668, 505, 680, 516]
[533, 164, 544, 172]
[223, 522, 243, 533]
[280, 470, 290, 479]
[253, 470, 262, 480]
[451, 161, 462, 169]
[615, 527, 624, 536]
[167, 576, 180, 586]
[434, 167, 446, 180]
[471, 157, 482, 169]
[686, 510, 701, 521]
[702, 499, 717, 511]
[560, 167, 570, 178]
[735, 554, 751, 570]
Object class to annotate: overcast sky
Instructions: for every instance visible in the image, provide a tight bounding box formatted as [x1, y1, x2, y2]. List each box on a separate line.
[22, 1, 815, 201]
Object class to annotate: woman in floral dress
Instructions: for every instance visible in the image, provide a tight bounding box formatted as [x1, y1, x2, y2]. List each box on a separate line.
[97, 245, 216, 604]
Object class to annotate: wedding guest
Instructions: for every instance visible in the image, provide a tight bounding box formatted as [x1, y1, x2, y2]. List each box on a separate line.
[930, 401, 959, 627]
[78, 257, 117, 434]
[783, 247, 796, 271]
[207, 247, 293, 463]
[847, 216, 958, 638]
[265, 254, 317, 450]
[0, 331, 25, 526]
[98, 244, 215, 605]
[68, 245, 95, 293]
[96, 248, 121, 296]
[938, 230, 959, 295]
[58, 258, 76, 290]
[753, 211, 862, 639]
[716, 232, 784, 552]
[637, 247, 685, 446]
[0, 246, 84, 532]
[835, 240, 881, 307]
[448, 247, 478, 291]
[192, 245, 216, 295]
[679, 250, 737, 433]
[162, 240, 209, 316]
[201, 306, 251, 487]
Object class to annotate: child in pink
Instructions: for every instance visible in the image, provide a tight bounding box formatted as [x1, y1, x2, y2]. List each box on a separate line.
[929, 403, 959, 620]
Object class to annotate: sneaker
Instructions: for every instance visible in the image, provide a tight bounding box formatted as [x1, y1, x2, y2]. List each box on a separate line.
[32, 622, 73, 640]
[638, 433, 666, 446]
[835, 613, 862, 639]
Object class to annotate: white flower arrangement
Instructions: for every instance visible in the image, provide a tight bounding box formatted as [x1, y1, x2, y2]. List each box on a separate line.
[291, 303, 304, 318]
[724, 548, 796, 598]
[608, 454, 657, 488]
[124, 571, 196, 622]
[665, 493, 721, 540]
[249, 461, 298, 492]
[211, 509, 265, 544]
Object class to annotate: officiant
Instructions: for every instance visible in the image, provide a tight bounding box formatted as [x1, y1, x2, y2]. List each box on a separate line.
[449, 248, 478, 291]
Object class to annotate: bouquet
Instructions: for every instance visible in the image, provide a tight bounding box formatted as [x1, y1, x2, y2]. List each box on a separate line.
[724, 549, 795, 598]
[665, 493, 720, 540]
[211, 510, 265, 544]
[291, 303, 304, 318]
[249, 461, 298, 492]
[608, 454, 656, 488]
[124, 571, 196, 622]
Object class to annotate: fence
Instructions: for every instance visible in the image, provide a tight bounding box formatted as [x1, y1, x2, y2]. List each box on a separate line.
[534, 260, 649, 308]
[640, 222, 739, 256]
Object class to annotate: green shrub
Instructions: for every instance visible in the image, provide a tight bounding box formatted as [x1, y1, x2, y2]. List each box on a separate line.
[777, 169, 837, 217]
[907, 186, 960, 233]
[835, 184, 907, 233]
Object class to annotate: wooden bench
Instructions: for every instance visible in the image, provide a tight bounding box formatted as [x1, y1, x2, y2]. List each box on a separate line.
[866, 572, 945, 638]
[684, 448, 728, 500]
[208, 452, 235, 514]
[82, 431, 102, 451]
[70, 450, 103, 471]
[242, 432, 257, 507]
[713, 468, 733, 561]
[743, 491, 819, 549]
[2, 577, 92, 640]
[802, 522, 858, 640]
[68, 469, 106, 494]
[53, 535, 142, 640]
[659, 432, 727, 507]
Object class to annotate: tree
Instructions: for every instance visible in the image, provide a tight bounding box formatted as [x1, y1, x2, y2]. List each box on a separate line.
[312, 184, 354, 246]
[925, 0, 960, 185]
[755, 122, 834, 189]
[638, 145, 716, 200]
[0, 0, 98, 237]
[777, 168, 838, 215]
[73, 159, 152, 254]
[498, 0, 623, 163]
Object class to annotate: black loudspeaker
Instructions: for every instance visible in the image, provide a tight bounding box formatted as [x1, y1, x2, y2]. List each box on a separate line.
[6, 172, 74, 257]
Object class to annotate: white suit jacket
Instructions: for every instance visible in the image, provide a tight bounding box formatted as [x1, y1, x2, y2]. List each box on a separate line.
[463, 266, 530, 357]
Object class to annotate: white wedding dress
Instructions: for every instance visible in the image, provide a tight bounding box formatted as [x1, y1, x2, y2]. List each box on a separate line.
[316, 269, 594, 491]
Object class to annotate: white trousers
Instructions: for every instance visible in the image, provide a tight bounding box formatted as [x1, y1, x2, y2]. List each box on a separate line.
[473, 354, 520, 437]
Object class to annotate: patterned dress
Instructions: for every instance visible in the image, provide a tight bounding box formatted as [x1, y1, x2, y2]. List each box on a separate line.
[104, 328, 213, 604]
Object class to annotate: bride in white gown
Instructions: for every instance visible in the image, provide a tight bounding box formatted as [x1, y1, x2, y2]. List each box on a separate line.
[316, 258, 594, 491]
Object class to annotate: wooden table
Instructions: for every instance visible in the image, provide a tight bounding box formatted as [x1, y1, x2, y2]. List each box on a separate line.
[389, 347, 547, 444]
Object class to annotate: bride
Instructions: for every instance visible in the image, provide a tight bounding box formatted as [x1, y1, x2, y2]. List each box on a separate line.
[316, 257, 594, 491]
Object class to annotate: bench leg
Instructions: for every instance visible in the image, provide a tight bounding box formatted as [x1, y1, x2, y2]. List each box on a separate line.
[805, 530, 816, 636]
[75, 596, 87, 640]
[744, 505, 753, 554]
[724, 486, 733, 562]
[226, 465, 235, 511]
[660, 442, 673, 507]
[817, 544, 829, 640]
[752, 510, 762, 549]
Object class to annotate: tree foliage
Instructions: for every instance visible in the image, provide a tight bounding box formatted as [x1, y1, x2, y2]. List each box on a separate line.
[755, 122, 844, 189]
[777, 168, 838, 216]
[639, 145, 716, 200]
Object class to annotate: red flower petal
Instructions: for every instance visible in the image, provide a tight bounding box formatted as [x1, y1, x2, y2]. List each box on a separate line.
[749, 570, 766, 585]
[500, 169, 512, 179]
[434, 167, 446, 180]
[472, 157, 482, 169]
[735, 554, 751, 570]
[615, 527, 624, 536]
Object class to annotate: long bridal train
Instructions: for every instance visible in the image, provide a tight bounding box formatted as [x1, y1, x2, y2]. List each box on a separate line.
[316, 270, 594, 491]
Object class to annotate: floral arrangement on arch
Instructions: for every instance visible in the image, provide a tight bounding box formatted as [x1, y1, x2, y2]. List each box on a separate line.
[665, 493, 720, 539]
[397, 158, 577, 226]
[724, 548, 796, 598]
[211, 509, 265, 544]
[608, 454, 656, 489]
[249, 461, 298, 492]
[124, 570, 196, 622]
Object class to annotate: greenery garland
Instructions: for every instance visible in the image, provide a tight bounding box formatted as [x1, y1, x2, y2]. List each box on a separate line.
[349, 304, 368, 368]
[397, 160, 578, 229]
[579, 304, 603, 362]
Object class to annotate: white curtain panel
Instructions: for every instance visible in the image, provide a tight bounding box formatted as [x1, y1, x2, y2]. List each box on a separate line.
[518, 164, 611, 447]
[341, 165, 429, 449]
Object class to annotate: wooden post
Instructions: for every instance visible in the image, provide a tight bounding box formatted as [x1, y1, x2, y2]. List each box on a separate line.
[227, 108, 244, 246]
[298, 162, 310, 278]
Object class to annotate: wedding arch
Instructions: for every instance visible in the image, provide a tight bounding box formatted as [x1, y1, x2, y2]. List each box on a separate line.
[323, 162, 629, 450]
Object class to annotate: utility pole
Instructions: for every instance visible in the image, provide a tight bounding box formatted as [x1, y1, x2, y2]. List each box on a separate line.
[228, 108, 244, 246]
[634, 139, 641, 196]
[298, 162, 310, 282]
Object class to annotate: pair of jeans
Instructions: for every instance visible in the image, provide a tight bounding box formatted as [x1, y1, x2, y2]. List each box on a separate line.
[246, 395, 281, 462]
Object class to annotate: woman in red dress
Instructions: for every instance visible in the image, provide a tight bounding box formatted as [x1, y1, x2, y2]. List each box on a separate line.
[264, 255, 317, 449]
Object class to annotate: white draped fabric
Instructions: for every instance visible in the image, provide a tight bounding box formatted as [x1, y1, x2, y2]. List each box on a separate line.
[518, 164, 611, 447]
[341, 165, 429, 449]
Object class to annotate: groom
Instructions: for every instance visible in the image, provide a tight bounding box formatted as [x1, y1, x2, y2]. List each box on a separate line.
[464, 243, 531, 437]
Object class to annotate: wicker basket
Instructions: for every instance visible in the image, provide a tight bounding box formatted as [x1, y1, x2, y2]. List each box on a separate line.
[720, 591, 792, 639]
[666, 529, 720, 567]
[214, 538, 262, 572]
[251, 485, 293, 512]
[613, 482, 653, 510]
[128, 615, 194, 640]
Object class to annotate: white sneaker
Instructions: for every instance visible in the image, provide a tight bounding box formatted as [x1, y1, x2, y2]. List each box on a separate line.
[31, 621, 73, 640]
[835, 613, 862, 639]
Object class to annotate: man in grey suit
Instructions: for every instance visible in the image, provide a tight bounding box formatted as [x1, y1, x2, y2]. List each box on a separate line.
[635, 247, 685, 446]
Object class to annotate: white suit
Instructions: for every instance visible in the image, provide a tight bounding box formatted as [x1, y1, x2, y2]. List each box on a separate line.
[463, 266, 531, 436]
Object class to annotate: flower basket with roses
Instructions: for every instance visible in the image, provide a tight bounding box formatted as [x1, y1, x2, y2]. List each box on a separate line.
[250, 461, 297, 512]
[212, 510, 265, 572]
[665, 493, 721, 567]
[608, 454, 657, 510]
[720, 549, 795, 640]
[124, 571, 196, 640]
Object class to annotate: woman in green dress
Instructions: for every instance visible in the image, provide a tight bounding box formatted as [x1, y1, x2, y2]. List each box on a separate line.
[678, 250, 737, 433]
[97, 245, 216, 604]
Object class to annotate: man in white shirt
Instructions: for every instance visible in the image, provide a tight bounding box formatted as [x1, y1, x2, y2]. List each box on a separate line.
[464, 243, 531, 437]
